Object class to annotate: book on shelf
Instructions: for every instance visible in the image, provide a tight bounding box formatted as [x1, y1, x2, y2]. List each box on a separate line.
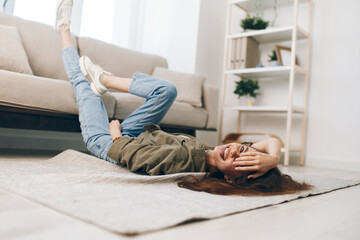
[228, 37, 259, 70]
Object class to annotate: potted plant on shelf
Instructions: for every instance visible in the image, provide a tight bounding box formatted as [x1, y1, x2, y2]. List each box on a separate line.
[234, 78, 260, 106]
[241, 16, 269, 31]
[240, 0, 276, 31]
[268, 49, 281, 67]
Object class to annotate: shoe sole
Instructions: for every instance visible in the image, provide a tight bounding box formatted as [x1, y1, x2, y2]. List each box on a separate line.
[55, 0, 66, 31]
[90, 83, 102, 97]
[79, 56, 102, 96]
[79, 56, 89, 79]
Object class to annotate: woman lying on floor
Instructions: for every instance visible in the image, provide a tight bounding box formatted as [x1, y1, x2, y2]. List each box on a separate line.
[55, 0, 311, 196]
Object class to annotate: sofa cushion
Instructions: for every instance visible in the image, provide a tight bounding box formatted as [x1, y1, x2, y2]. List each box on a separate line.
[78, 37, 168, 78]
[0, 25, 33, 75]
[0, 69, 115, 118]
[110, 92, 208, 128]
[0, 13, 77, 80]
[152, 67, 205, 107]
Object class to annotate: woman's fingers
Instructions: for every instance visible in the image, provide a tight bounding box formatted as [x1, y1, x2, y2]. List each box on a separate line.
[235, 155, 258, 161]
[233, 160, 261, 171]
[241, 151, 257, 155]
[240, 152, 259, 156]
[234, 166, 260, 171]
[233, 160, 258, 166]
[235, 151, 264, 161]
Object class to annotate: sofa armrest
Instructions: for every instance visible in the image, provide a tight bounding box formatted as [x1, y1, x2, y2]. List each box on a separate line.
[203, 85, 219, 129]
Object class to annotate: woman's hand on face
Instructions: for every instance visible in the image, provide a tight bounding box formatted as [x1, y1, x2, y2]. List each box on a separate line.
[232, 152, 279, 179]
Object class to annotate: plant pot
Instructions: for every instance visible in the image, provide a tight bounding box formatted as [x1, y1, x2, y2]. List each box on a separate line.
[247, 98, 255, 106]
[269, 60, 282, 67]
[239, 96, 256, 106]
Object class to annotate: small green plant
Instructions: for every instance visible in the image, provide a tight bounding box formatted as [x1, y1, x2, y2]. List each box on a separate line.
[234, 78, 260, 98]
[268, 50, 277, 62]
[241, 16, 269, 30]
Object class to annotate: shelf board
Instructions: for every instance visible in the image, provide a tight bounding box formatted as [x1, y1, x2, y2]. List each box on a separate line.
[228, 26, 309, 43]
[231, 0, 309, 11]
[226, 65, 306, 79]
[223, 105, 304, 114]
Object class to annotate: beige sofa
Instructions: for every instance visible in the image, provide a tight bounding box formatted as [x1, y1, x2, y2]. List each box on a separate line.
[0, 13, 218, 135]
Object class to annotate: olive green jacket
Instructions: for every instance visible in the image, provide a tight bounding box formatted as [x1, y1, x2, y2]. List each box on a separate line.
[107, 124, 214, 175]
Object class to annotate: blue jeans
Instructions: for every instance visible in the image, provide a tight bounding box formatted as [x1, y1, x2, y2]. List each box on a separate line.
[62, 47, 177, 164]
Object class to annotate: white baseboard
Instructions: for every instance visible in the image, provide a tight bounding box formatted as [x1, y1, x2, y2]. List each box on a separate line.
[306, 156, 360, 172]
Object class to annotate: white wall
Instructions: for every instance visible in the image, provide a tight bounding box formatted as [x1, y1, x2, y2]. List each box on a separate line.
[99, 0, 201, 73]
[194, 0, 227, 146]
[80, 0, 114, 43]
[139, 0, 201, 73]
[305, 0, 360, 171]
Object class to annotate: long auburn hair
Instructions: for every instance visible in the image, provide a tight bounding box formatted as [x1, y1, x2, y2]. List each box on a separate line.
[177, 167, 312, 196]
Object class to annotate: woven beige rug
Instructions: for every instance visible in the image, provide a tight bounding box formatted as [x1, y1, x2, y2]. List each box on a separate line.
[0, 150, 358, 235]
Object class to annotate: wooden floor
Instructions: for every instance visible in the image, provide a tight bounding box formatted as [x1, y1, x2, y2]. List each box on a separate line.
[0, 151, 359, 240]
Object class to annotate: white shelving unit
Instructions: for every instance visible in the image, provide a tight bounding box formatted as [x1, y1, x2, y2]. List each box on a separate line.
[218, 0, 313, 166]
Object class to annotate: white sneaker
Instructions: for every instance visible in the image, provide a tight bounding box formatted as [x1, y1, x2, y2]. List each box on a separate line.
[79, 56, 110, 96]
[55, 0, 73, 32]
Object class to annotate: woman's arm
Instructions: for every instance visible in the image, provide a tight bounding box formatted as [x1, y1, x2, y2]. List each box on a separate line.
[109, 120, 122, 141]
[233, 138, 281, 179]
[251, 137, 281, 158]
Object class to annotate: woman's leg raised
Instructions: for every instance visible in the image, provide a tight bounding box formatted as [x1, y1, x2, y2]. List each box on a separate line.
[59, 26, 116, 164]
[102, 73, 177, 137]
